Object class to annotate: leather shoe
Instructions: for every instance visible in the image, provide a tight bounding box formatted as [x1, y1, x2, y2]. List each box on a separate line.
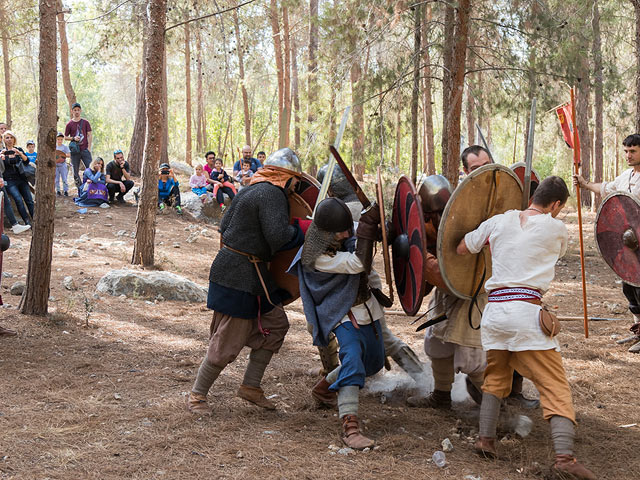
[186, 391, 212, 415]
[474, 436, 497, 459]
[552, 454, 596, 480]
[341, 414, 375, 450]
[311, 377, 337, 408]
[237, 384, 276, 410]
[407, 389, 451, 409]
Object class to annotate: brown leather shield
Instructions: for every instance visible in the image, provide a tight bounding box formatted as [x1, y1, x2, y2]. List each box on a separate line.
[510, 162, 541, 200]
[437, 164, 523, 299]
[269, 176, 319, 305]
[377, 167, 393, 302]
[595, 191, 640, 287]
[391, 176, 427, 316]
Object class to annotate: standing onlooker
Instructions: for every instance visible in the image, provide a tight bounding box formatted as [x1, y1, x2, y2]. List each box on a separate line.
[55, 133, 70, 196]
[25, 141, 37, 164]
[64, 102, 93, 191]
[0, 123, 29, 234]
[0, 131, 34, 225]
[105, 149, 134, 204]
[0, 122, 7, 147]
[233, 145, 262, 176]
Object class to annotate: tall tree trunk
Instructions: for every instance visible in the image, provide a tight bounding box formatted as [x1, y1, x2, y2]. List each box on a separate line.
[196, 28, 204, 152]
[307, 0, 318, 169]
[441, 4, 455, 181]
[21, 0, 57, 315]
[128, 9, 148, 176]
[269, 0, 285, 148]
[1, 23, 11, 127]
[161, 47, 169, 166]
[233, 8, 251, 146]
[410, 3, 422, 184]
[635, 0, 640, 132]
[395, 109, 401, 168]
[592, 0, 604, 207]
[132, 0, 166, 267]
[349, 34, 365, 180]
[442, 1, 470, 187]
[466, 36, 476, 146]
[56, 0, 76, 111]
[282, 6, 292, 147]
[328, 87, 336, 143]
[577, 38, 592, 208]
[291, 37, 301, 150]
[184, 22, 192, 165]
[422, 3, 435, 174]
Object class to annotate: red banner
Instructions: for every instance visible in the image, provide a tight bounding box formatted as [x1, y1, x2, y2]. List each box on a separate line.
[556, 102, 578, 149]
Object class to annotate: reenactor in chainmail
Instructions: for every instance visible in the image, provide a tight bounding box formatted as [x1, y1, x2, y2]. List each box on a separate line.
[314, 164, 427, 389]
[187, 148, 305, 414]
[290, 197, 386, 449]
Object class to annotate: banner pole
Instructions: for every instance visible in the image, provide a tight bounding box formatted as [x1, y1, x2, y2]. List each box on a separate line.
[570, 87, 589, 338]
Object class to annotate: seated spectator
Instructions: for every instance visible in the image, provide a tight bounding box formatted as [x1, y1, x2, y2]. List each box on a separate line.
[75, 157, 109, 207]
[256, 150, 266, 166]
[55, 133, 70, 196]
[190, 164, 209, 199]
[0, 131, 34, 226]
[202, 150, 216, 178]
[207, 158, 236, 209]
[235, 158, 254, 189]
[105, 149, 134, 204]
[233, 145, 262, 176]
[158, 163, 182, 215]
[25, 140, 37, 164]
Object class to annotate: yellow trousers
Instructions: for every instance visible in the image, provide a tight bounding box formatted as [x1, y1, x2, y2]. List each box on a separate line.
[482, 349, 576, 423]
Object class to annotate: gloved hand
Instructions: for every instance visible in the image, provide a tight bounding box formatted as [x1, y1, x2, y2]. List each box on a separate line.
[292, 217, 312, 235]
[359, 203, 381, 226]
[630, 323, 640, 335]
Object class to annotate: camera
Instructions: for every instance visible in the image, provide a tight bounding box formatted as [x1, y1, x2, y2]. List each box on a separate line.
[160, 169, 170, 175]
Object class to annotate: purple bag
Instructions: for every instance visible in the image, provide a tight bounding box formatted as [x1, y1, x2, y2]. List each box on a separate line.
[86, 182, 108, 201]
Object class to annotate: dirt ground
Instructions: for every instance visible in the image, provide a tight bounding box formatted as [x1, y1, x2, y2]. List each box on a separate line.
[1, 193, 639, 480]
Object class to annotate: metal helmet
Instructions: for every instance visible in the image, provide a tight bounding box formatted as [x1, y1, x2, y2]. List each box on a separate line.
[314, 197, 353, 232]
[417, 174, 452, 213]
[317, 163, 358, 203]
[264, 147, 302, 173]
[0, 233, 9, 252]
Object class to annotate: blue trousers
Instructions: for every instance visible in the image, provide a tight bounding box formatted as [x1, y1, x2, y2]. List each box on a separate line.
[2, 187, 18, 226]
[330, 320, 385, 391]
[5, 179, 34, 224]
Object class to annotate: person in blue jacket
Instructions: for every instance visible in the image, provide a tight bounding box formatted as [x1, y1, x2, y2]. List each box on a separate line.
[74, 157, 109, 207]
[158, 162, 182, 214]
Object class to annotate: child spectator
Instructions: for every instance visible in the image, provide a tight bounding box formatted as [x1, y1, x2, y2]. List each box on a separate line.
[207, 158, 236, 210]
[158, 162, 182, 214]
[54, 133, 70, 196]
[25, 141, 37, 163]
[235, 158, 254, 189]
[190, 164, 209, 199]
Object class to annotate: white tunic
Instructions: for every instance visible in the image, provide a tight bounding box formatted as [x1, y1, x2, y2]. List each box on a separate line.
[314, 251, 385, 326]
[464, 210, 568, 351]
[600, 168, 640, 198]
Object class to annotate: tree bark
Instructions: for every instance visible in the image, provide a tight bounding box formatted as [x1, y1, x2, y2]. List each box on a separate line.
[576, 39, 592, 208]
[21, 0, 57, 315]
[282, 6, 292, 147]
[466, 36, 475, 146]
[349, 34, 365, 180]
[441, 4, 455, 181]
[395, 109, 401, 168]
[56, 0, 76, 111]
[442, 0, 470, 187]
[1, 22, 11, 128]
[132, 0, 166, 267]
[291, 37, 300, 150]
[128, 9, 148, 176]
[269, 0, 285, 148]
[233, 8, 251, 146]
[196, 28, 204, 152]
[184, 22, 192, 165]
[410, 3, 421, 185]
[307, 0, 318, 169]
[422, 2, 435, 174]
[592, 0, 604, 207]
[635, 0, 640, 132]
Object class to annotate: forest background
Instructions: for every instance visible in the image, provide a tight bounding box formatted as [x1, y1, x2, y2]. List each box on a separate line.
[1, 0, 639, 206]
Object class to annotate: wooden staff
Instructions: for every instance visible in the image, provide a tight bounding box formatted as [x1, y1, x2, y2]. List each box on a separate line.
[570, 87, 589, 338]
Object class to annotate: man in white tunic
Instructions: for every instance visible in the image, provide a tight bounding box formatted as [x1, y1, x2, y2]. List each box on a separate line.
[457, 176, 596, 480]
[574, 133, 640, 353]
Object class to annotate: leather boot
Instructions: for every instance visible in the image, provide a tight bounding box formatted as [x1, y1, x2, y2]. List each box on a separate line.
[312, 377, 337, 408]
[407, 389, 451, 409]
[628, 339, 640, 353]
[186, 392, 212, 415]
[0, 325, 17, 337]
[474, 436, 497, 459]
[237, 384, 276, 410]
[341, 414, 375, 450]
[552, 454, 597, 480]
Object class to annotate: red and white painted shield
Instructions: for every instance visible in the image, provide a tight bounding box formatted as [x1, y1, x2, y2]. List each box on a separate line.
[510, 161, 541, 202]
[595, 191, 640, 287]
[391, 176, 427, 316]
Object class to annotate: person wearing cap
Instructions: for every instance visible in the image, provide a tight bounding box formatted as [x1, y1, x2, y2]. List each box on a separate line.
[105, 149, 134, 204]
[64, 102, 93, 192]
[55, 133, 70, 196]
[25, 140, 37, 164]
[157, 162, 182, 214]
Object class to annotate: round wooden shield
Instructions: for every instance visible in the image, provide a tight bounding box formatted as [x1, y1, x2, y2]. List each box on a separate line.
[296, 172, 321, 210]
[377, 167, 393, 302]
[510, 162, 541, 200]
[437, 164, 523, 300]
[595, 191, 640, 287]
[391, 176, 427, 316]
[269, 181, 319, 305]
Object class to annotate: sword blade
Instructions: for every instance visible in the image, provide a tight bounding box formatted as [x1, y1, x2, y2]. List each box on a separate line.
[475, 123, 494, 163]
[522, 98, 537, 210]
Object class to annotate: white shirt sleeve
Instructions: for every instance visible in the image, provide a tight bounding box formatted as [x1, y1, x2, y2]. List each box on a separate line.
[464, 216, 498, 254]
[557, 222, 569, 258]
[314, 251, 365, 274]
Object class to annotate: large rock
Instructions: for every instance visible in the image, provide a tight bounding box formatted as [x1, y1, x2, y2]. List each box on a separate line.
[10, 281, 25, 296]
[181, 191, 229, 224]
[96, 269, 207, 302]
